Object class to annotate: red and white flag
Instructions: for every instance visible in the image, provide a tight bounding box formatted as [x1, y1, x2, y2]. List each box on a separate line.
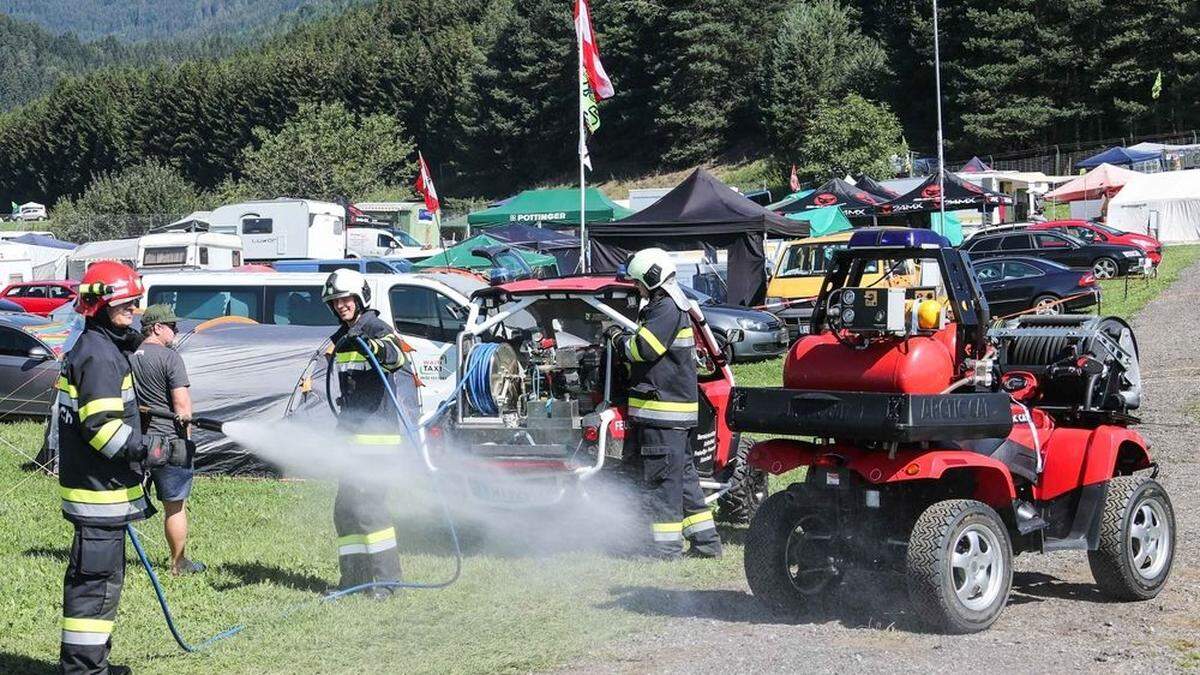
[575, 0, 613, 100]
[789, 165, 801, 192]
[415, 152, 440, 214]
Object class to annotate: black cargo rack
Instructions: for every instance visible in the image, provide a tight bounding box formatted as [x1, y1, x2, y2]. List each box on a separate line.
[728, 388, 1013, 442]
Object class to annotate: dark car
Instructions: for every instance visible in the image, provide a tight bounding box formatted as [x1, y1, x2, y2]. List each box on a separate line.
[962, 230, 1148, 279]
[681, 286, 789, 362]
[972, 256, 1100, 317]
[0, 314, 79, 417]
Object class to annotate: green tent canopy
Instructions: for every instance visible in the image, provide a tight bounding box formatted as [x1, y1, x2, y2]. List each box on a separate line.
[784, 205, 852, 237]
[413, 234, 558, 273]
[468, 187, 633, 226]
[765, 189, 813, 212]
[931, 212, 963, 246]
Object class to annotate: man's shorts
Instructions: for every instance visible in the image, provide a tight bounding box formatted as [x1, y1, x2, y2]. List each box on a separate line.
[151, 464, 194, 502]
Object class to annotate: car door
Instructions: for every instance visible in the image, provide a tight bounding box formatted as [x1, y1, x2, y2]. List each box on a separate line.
[388, 283, 465, 415]
[1032, 233, 1082, 267]
[0, 325, 57, 416]
[999, 234, 1035, 259]
[973, 260, 1017, 314]
[998, 260, 1046, 313]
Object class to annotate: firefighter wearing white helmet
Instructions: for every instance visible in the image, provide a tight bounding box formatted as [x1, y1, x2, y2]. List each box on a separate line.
[323, 268, 420, 597]
[609, 248, 722, 559]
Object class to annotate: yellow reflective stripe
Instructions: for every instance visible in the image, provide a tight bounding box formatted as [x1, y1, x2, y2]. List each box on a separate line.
[627, 336, 643, 362]
[121, 374, 133, 390]
[62, 617, 113, 633]
[628, 398, 699, 412]
[365, 527, 396, 544]
[60, 485, 144, 504]
[638, 326, 667, 356]
[56, 376, 78, 397]
[681, 511, 714, 529]
[335, 350, 368, 363]
[651, 522, 682, 533]
[78, 398, 123, 420]
[88, 419, 125, 451]
[352, 434, 404, 445]
[676, 327, 694, 339]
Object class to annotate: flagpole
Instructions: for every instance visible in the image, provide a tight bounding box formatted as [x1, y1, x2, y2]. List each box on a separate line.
[932, 0, 946, 227]
[578, 26, 588, 273]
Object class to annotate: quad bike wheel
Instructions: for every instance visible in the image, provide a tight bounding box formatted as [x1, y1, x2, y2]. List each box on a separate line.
[717, 435, 767, 524]
[907, 499, 1013, 634]
[1088, 475, 1175, 600]
[744, 487, 841, 614]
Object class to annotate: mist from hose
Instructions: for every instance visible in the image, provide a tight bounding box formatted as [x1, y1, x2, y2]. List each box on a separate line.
[220, 418, 646, 556]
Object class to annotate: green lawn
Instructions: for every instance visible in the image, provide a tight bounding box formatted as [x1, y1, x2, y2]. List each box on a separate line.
[1095, 244, 1200, 320]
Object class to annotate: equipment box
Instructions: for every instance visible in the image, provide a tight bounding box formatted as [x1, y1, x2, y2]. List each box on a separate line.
[728, 388, 1013, 442]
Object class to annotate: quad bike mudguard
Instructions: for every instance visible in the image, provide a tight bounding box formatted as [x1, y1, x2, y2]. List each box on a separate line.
[748, 439, 1018, 509]
[1036, 425, 1152, 501]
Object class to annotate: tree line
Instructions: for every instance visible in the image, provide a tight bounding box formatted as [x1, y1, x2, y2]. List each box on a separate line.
[0, 0, 1196, 212]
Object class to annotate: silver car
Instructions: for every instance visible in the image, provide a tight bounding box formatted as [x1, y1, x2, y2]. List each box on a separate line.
[681, 287, 789, 362]
[0, 313, 78, 417]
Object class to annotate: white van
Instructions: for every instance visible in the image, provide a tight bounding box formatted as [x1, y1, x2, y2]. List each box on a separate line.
[346, 226, 442, 261]
[207, 198, 345, 261]
[139, 271, 486, 413]
[17, 202, 47, 222]
[137, 232, 243, 272]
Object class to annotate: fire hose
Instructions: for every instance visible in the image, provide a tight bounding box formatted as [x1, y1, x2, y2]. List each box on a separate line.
[130, 335, 465, 653]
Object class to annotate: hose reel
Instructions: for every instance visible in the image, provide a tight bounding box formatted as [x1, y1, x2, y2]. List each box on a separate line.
[464, 342, 522, 415]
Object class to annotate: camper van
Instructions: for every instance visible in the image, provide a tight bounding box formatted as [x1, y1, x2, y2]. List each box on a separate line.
[207, 199, 345, 262]
[137, 232, 243, 272]
[17, 203, 47, 222]
[346, 226, 441, 261]
[139, 271, 491, 414]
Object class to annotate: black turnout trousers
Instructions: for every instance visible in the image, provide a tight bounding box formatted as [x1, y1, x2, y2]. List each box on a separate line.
[634, 425, 721, 558]
[60, 524, 126, 675]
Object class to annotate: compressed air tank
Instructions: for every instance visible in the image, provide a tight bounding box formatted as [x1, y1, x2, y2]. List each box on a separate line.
[782, 329, 957, 394]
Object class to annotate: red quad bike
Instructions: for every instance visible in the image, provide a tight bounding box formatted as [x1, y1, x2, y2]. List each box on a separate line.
[730, 228, 1175, 633]
[432, 276, 766, 522]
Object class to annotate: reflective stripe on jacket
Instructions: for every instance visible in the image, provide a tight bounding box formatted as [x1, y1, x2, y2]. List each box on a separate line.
[57, 325, 153, 526]
[329, 310, 421, 436]
[615, 294, 698, 428]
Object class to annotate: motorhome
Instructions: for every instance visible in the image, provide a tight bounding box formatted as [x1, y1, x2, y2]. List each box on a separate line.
[137, 231, 243, 272]
[207, 199, 345, 262]
[346, 226, 441, 261]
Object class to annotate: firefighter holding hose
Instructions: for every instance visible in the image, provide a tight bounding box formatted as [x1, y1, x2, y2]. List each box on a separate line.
[58, 262, 187, 674]
[608, 248, 723, 560]
[322, 269, 420, 598]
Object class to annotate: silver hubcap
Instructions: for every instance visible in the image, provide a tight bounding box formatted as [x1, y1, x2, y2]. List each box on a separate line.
[785, 514, 836, 594]
[950, 524, 1004, 611]
[1034, 298, 1061, 315]
[1128, 498, 1170, 580]
[1094, 259, 1117, 278]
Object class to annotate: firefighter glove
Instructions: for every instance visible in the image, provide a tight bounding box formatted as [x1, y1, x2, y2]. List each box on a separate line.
[602, 324, 626, 344]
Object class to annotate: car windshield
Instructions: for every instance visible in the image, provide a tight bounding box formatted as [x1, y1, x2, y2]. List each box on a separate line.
[776, 242, 845, 277]
[393, 231, 421, 247]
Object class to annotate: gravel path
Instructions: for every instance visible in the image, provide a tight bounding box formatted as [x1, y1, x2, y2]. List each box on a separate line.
[563, 261, 1200, 674]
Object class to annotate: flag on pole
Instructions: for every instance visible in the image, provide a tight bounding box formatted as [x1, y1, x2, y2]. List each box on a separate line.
[414, 152, 440, 214]
[574, 0, 613, 100]
[789, 165, 800, 192]
[1151, 70, 1163, 100]
[581, 69, 600, 134]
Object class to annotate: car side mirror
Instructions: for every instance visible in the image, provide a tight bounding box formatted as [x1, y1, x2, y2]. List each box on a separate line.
[27, 346, 51, 361]
[725, 328, 745, 344]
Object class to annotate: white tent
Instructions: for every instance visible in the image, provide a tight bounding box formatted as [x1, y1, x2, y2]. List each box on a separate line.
[65, 238, 139, 279]
[1107, 169, 1200, 243]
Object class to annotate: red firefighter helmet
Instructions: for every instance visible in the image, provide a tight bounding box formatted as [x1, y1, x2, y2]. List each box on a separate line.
[75, 261, 144, 317]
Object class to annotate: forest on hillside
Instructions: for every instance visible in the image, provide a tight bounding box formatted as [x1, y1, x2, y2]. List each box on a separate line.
[0, 0, 1195, 206]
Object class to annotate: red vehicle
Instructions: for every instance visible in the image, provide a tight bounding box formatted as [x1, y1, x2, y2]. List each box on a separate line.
[1030, 219, 1163, 266]
[732, 229, 1174, 633]
[434, 276, 764, 521]
[0, 281, 78, 315]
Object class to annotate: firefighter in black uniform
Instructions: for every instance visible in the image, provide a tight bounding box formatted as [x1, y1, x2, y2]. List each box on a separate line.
[58, 261, 187, 675]
[322, 269, 420, 597]
[609, 248, 722, 559]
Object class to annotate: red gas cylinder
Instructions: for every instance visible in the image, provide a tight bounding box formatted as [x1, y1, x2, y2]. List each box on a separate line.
[783, 328, 957, 394]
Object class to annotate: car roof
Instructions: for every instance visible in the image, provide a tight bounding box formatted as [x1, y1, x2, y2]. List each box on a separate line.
[5, 280, 76, 287]
[973, 255, 1071, 271]
[474, 275, 634, 301]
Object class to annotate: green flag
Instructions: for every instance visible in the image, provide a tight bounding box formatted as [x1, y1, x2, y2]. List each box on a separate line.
[1152, 70, 1162, 100]
[9, 201, 16, 214]
[580, 68, 600, 134]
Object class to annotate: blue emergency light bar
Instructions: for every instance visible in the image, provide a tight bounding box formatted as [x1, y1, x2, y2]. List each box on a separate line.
[848, 228, 950, 250]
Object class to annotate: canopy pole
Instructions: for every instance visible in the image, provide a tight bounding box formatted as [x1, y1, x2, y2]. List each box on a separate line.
[932, 0, 946, 226]
[577, 27, 588, 273]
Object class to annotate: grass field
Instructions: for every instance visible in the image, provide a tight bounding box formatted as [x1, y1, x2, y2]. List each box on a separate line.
[2, 246, 1195, 673]
[1095, 244, 1200, 319]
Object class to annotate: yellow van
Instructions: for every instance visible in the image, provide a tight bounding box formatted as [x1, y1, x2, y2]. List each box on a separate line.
[766, 230, 919, 338]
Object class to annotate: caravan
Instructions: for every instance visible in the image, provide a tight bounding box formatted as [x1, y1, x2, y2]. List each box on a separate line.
[208, 199, 346, 261]
[137, 231, 243, 272]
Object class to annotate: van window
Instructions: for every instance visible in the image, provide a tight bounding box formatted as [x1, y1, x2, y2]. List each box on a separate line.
[143, 246, 188, 267]
[148, 286, 260, 321]
[267, 287, 336, 326]
[389, 285, 464, 343]
[366, 261, 393, 274]
[377, 234, 395, 249]
[243, 218, 272, 234]
[317, 262, 359, 273]
[199, 247, 209, 265]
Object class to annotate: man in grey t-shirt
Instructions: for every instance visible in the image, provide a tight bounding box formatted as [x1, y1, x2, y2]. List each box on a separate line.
[131, 304, 204, 575]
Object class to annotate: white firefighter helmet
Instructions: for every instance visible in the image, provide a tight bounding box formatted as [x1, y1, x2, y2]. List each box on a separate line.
[625, 247, 677, 290]
[322, 268, 371, 310]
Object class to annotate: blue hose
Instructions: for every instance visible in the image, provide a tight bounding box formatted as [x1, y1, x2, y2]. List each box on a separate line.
[128, 335, 469, 653]
[464, 342, 501, 415]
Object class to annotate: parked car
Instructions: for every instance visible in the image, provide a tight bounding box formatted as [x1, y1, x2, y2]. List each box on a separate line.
[0, 298, 26, 312]
[962, 230, 1149, 279]
[274, 257, 414, 274]
[1, 281, 78, 316]
[681, 286, 789, 362]
[0, 314, 77, 417]
[1027, 219, 1163, 266]
[971, 256, 1100, 317]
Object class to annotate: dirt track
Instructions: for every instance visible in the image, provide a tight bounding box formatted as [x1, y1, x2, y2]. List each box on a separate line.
[563, 260, 1200, 674]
